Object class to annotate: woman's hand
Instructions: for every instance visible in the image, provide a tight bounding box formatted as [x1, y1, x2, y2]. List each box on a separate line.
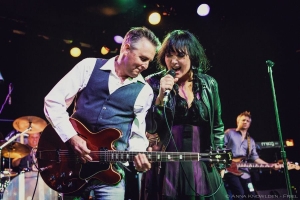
[156, 74, 178, 105]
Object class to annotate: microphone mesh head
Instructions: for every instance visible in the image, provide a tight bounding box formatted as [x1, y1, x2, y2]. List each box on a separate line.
[167, 69, 176, 77]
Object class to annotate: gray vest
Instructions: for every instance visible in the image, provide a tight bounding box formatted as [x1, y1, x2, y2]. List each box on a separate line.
[72, 58, 145, 150]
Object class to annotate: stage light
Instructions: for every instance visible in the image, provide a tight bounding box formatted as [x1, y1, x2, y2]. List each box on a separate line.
[148, 12, 161, 25]
[286, 139, 294, 147]
[12, 29, 26, 35]
[0, 71, 4, 83]
[197, 4, 210, 16]
[70, 47, 81, 57]
[101, 46, 110, 55]
[114, 35, 123, 44]
[63, 39, 73, 44]
[80, 42, 92, 48]
[38, 35, 50, 40]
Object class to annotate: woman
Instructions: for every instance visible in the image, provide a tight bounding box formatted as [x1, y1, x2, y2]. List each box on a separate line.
[141, 30, 228, 200]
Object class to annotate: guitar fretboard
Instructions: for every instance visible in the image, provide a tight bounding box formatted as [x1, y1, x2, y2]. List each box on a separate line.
[101, 151, 202, 162]
[50, 150, 228, 163]
[237, 163, 281, 168]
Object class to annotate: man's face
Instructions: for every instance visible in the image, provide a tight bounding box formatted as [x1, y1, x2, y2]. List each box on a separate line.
[123, 37, 156, 78]
[27, 133, 40, 148]
[237, 116, 251, 130]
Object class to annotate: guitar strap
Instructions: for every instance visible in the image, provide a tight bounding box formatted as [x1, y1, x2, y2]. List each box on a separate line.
[247, 133, 251, 159]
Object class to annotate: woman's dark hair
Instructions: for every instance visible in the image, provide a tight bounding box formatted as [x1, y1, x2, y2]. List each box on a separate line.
[157, 30, 211, 73]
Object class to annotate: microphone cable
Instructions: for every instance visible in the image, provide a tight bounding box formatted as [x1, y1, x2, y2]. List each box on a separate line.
[162, 100, 224, 198]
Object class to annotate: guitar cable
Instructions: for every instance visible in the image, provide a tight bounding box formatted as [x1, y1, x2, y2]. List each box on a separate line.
[162, 104, 224, 198]
[31, 147, 40, 200]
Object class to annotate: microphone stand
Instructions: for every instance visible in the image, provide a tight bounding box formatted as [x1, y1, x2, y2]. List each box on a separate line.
[266, 60, 293, 199]
[0, 83, 13, 114]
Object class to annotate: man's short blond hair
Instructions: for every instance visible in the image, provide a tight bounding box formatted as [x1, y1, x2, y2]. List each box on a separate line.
[236, 111, 252, 125]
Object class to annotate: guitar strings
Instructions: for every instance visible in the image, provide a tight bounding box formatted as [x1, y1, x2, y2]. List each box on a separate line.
[39, 150, 225, 163]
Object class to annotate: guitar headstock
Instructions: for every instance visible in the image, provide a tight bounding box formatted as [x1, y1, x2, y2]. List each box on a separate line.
[207, 149, 233, 165]
[288, 162, 300, 170]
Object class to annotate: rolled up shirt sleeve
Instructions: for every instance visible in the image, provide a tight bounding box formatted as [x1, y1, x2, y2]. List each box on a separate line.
[44, 58, 96, 142]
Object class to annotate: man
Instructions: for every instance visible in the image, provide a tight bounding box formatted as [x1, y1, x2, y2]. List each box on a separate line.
[12, 132, 40, 172]
[224, 111, 280, 199]
[44, 27, 161, 199]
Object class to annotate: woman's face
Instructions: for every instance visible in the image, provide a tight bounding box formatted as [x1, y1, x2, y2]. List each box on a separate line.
[164, 49, 191, 81]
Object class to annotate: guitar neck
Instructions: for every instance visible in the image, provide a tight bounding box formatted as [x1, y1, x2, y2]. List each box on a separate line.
[92, 150, 222, 162]
[237, 163, 281, 168]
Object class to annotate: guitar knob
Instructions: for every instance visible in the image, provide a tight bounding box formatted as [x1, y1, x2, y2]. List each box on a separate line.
[69, 171, 73, 176]
[60, 172, 65, 177]
[57, 185, 62, 191]
[68, 182, 73, 188]
[49, 175, 55, 181]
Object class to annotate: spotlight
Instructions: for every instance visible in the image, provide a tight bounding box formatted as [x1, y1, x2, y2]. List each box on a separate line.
[148, 12, 161, 25]
[101, 46, 110, 55]
[114, 35, 123, 44]
[286, 139, 294, 147]
[70, 47, 81, 57]
[197, 4, 210, 16]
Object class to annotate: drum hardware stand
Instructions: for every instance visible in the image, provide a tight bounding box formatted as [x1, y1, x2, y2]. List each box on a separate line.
[0, 125, 32, 182]
[0, 125, 31, 199]
[0, 82, 13, 115]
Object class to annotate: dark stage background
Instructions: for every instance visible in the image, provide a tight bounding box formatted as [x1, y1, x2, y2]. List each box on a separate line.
[0, 0, 299, 196]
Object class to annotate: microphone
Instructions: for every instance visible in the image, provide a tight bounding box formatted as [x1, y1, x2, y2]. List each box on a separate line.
[162, 69, 176, 105]
[266, 60, 275, 67]
[8, 83, 12, 105]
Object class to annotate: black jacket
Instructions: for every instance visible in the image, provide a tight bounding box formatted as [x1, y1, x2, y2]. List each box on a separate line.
[145, 71, 224, 152]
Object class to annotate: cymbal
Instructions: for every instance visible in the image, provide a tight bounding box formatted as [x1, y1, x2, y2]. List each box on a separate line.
[1, 141, 30, 159]
[13, 116, 47, 134]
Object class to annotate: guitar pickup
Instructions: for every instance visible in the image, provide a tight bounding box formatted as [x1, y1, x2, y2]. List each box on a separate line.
[36, 150, 60, 162]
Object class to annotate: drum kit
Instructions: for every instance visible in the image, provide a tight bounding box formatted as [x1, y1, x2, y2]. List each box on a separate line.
[0, 116, 58, 199]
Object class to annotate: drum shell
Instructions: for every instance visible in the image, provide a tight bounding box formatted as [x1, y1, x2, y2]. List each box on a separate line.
[2, 171, 58, 200]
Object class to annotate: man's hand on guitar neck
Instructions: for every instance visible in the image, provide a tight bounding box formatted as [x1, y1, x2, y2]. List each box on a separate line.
[134, 147, 152, 172]
[68, 135, 92, 163]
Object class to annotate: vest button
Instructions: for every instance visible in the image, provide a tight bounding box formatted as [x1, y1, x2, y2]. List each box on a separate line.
[103, 107, 106, 110]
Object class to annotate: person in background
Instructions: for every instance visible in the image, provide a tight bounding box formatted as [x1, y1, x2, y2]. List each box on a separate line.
[44, 26, 161, 199]
[141, 30, 228, 200]
[12, 132, 40, 172]
[223, 111, 281, 200]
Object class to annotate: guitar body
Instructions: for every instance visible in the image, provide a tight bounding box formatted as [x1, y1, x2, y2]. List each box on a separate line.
[37, 118, 123, 194]
[37, 118, 232, 194]
[226, 157, 246, 176]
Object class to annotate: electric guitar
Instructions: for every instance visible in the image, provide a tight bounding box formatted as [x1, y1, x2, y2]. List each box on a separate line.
[226, 157, 300, 178]
[37, 118, 232, 194]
